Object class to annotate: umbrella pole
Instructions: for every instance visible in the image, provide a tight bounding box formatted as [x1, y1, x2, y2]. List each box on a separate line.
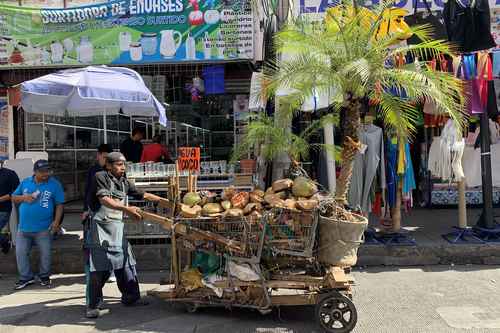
[103, 109, 108, 144]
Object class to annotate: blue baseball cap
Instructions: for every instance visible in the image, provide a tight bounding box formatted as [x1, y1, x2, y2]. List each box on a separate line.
[33, 159, 50, 172]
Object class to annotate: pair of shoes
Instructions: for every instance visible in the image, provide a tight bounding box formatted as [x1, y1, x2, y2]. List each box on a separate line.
[1, 239, 10, 254]
[40, 277, 51, 287]
[85, 308, 100, 319]
[14, 278, 35, 290]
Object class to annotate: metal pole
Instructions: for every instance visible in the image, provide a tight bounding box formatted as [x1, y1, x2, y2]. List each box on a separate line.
[477, 112, 495, 229]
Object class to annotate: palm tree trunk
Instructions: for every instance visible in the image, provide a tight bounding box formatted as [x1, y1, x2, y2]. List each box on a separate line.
[391, 183, 402, 232]
[335, 97, 362, 205]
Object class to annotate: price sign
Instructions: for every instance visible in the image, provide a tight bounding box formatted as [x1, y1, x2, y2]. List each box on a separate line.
[177, 147, 200, 172]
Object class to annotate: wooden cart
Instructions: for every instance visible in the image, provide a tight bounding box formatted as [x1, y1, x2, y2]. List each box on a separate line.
[141, 209, 358, 332]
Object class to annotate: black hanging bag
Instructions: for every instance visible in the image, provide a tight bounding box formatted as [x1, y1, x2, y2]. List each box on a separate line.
[406, 0, 447, 45]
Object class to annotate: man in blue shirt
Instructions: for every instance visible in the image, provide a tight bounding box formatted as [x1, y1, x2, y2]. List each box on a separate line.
[11, 159, 64, 290]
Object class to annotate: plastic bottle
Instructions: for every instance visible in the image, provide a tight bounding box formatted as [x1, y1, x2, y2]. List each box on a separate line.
[203, 32, 211, 59]
[185, 32, 196, 60]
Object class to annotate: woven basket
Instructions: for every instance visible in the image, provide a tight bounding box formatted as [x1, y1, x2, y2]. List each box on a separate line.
[317, 213, 368, 267]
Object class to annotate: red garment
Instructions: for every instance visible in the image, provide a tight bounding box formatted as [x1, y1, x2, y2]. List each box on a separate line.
[140, 143, 169, 162]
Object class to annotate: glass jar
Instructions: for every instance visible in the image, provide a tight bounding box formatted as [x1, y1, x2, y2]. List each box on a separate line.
[140, 32, 158, 56]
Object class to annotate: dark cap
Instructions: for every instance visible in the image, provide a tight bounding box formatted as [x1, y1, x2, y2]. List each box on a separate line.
[106, 152, 126, 164]
[34, 159, 50, 172]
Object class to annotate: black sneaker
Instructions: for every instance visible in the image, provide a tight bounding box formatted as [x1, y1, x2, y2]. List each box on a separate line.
[1, 239, 10, 254]
[14, 278, 35, 290]
[40, 277, 51, 287]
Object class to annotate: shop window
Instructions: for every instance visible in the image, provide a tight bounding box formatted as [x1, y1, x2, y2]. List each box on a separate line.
[118, 114, 131, 132]
[106, 114, 119, 131]
[45, 113, 74, 126]
[76, 128, 102, 149]
[26, 123, 44, 150]
[26, 112, 43, 123]
[75, 115, 103, 129]
[45, 124, 74, 149]
[107, 131, 119, 149]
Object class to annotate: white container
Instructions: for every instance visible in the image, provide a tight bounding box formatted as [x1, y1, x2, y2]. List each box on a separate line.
[216, 31, 225, 59]
[203, 32, 211, 59]
[77, 36, 93, 63]
[41, 47, 50, 64]
[160, 30, 182, 58]
[63, 38, 74, 52]
[50, 41, 63, 63]
[119, 31, 131, 52]
[130, 42, 142, 61]
[185, 32, 196, 60]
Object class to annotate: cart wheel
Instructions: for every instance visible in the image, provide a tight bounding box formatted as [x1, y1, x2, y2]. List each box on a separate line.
[185, 303, 198, 313]
[316, 291, 357, 333]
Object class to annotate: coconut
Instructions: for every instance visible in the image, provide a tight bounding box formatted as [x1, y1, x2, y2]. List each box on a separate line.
[226, 208, 244, 218]
[243, 203, 262, 215]
[249, 192, 264, 204]
[202, 203, 223, 216]
[284, 199, 297, 210]
[183, 192, 201, 206]
[251, 189, 265, 198]
[221, 200, 232, 211]
[180, 204, 202, 218]
[264, 194, 286, 208]
[275, 191, 288, 200]
[292, 177, 318, 198]
[296, 199, 319, 211]
[222, 186, 236, 201]
[231, 192, 249, 209]
[272, 179, 294, 192]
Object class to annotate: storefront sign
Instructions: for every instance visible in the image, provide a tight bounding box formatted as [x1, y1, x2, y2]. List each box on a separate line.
[178, 147, 200, 171]
[0, 0, 254, 68]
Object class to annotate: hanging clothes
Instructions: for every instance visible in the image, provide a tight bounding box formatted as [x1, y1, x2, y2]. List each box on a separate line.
[443, 0, 496, 53]
[402, 142, 417, 197]
[386, 138, 398, 208]
[347, 124, 386, 213]
[385, 138, 416, 209]
[427, 119, 466, 182]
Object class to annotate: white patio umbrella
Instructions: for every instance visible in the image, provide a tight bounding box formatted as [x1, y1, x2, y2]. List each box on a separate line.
[20, 65, 167, 126]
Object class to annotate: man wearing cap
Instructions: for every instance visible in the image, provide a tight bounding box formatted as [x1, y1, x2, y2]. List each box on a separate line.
[84, 152, 162, 318]
[11, 159, 64, 290]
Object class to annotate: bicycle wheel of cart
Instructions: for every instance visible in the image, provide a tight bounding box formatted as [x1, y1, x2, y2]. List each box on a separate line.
[315, 291, 357, 333]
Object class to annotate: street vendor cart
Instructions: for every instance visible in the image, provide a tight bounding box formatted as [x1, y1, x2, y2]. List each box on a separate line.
[139, 175, 364, 333]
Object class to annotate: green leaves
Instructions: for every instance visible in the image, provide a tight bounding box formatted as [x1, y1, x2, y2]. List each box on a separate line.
[231, 113, 339, 163]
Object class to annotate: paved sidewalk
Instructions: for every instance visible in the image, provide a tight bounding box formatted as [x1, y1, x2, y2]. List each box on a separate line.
[1, 266, 500, 333]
